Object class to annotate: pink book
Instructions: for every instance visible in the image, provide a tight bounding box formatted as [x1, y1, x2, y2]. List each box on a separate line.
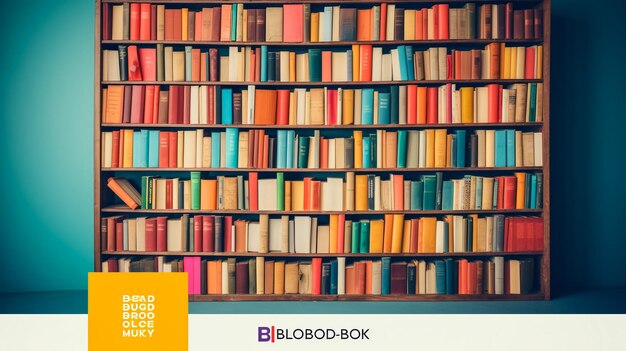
[183, 256, 201, 294]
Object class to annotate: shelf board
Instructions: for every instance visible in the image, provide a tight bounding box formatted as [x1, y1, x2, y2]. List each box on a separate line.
[102, 38, 544, 47]
[101, 206, 543, 215]
[102, 0, 542, 5]
[102, 79, 542, 87]
[188, 292, 546, 302]
[102, 251, 543, 258]
[102, 166, 543, 173]
[100, 122, 543, 130]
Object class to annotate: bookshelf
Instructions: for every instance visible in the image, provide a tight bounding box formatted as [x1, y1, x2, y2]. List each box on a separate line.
[95, 0, 550, 300]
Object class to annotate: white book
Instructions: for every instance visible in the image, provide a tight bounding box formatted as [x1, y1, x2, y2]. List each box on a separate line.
[494, 257, 504, 294]
[418, 130, 427, 168]
[195, 129, 203, 168]
[258, 178, 277, 210]
[328, 139, 336, 168]
[296, 88, 306, 125]
[102, 132, 112, 168]
[381, 54, 392, 81]
[268, 218, 283, 252]
[294, 216, 312, 253]
[453, 216, 465, 253]
[321, 177, 343, 211]
[371, 47, 383, 81]
[390, 49, 401, 81]
[190, 86, 199, 124]
[316, 225, 329, 253]
[247, 85, 255, 124]
[386, 4, 395, 41]
[228, 47, 239, 82]
[534, 132, 543, 166]
[199, 86, 208, 124]
[246, 222, 260, 252]
[331, 52, 348, 82]
[221, 261, 229, 293]
[280, 51, 290, 82]
[374, 176, 382, 210]
[435, 221, 445, 253]
[337, 257, 346, 294]
[183, 130, 197, 168]
[354, 89, 362, 124]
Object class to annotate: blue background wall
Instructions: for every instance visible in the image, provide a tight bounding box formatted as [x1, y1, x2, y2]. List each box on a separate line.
[1, 0, 625, 297]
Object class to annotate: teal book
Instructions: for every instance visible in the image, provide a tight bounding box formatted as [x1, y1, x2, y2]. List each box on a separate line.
[506, 129, 516, 167]
[492, 178, 499, 208]
[190, 171, 201, 210]
[381, 257, 391, 295]
[528, 83, 537, 122]
[525, 173, 532, 208]
[147, 130, 159, 168]
[323, 7, 333, 41]
[184, 46, 192, 81]
[231, 4, 237, 41]
[390, 85, 399, 124]
[377, 93, 390, 124]
[276, 130, 288, 168]
[435, 260, 446, 294]
[276, 173, 284, 210]
[422, 175, 437, 210]
[261, 46, 268, 82]
[211, 132, 221, 168]
[362, 136, 371, 168]
[494, 130, 507, 167]
[221, 89, 233, 124]
[442, 180, 454, 210]
[308, 49, 322, 82]
[455, 130, 466, 168]
[397, 45, 408, 80]
[404, 45, 415, 80]
[361, 89, 374, 124]
[330, 260, 338, 294]
[359, 220, 370, 254]
[286, 130, 295, 168]
[450, 135, 457, 167]
[132, 130, 148, 168]
[351, 221, 361, 253]
[530, 174, 537, 209]
[225, 128, 239, 168]
[297, 136, 310, 168]
[444, 259, 456, 294]
[475, 177, 483, 209]
[397, 130, 407, 168]
[435, 172, 443, 210]
[410, 181, 423, 210]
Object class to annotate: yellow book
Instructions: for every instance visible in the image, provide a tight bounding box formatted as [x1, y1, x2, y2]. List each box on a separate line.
[353, 130, 363, 168]
[460, 87, 474, 123]
[421, 217, 437, 253]
[536, 45, 543, 79]
[284, 181, 291, 211]
[503, 47, 511, 79]
[289, 52, 296, 82]
[242, 10, 248, 41]
[273, 261, 285, 294]
[181, 8, 188, 41]
[289, 91, 296, 125]
[342, 89, 354, 125]
[425, 129, 435, 167]
[310, 12, 319, 42]
[369, 219, 384, 253]
[401, 219, 411, 253]
[329, 214, 338, 254]
[391, 214, 404, 253]
[404, 10, 415, 40]
[434, 129, 448, 168]
[122, 129, 133, 168]
[290, 181, 304, 211]
[382, 214, 393, 253]
[510, 46, 518, 79]
[469, 214, 479, 252]
[500, 43, 506, 78]
[352, 44, 360, 82]
[355, 175, 368, 210]
[515, 172, 526, 209]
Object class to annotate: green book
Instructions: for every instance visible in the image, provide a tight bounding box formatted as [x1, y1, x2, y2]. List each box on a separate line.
[410, 180, 423, 210]
[190, 171, 201, 210]
[397, 130, 407, 168]
[248, 257, 256, 294]
[351, 222, 360, 253]
[422, 175, 437, 210]
[276, 172, 284, 210]
[442, 180, 454, 210]
[141, 176, 151, 209]
[359, 220, 370, 254]
[308, 49, 322, 82]
[390, 85, 399, 124]
[475, 177, 483, 209]
[528, 83, 537, 122]
[297, 136, 310, 168]
[231, 4, 238, 42]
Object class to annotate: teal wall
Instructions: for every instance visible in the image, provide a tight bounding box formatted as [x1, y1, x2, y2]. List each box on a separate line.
[1, 0, 625, 295]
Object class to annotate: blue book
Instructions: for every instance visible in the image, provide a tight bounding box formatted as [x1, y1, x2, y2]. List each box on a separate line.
[492, 178, 499, 208]
[530, 174, 537, 209]
[455, 130, 466, 168]
[132, 130, 148, 168]
[506, 129, 516, 167]
[210, 132, 221, 168]
[286, 130, 295, 168]
[184, 46, 192, 81]
[435, 260, 446, 294]
[221, 89, 233, 124]
[362, 136, 371, 168]
[404, 46, 415, 80]
[276, 130, 288, 168]
[377, 93, 390, 124]
[323, 7, 333, 41]
[396, 130, 407, 168]
[225, 128, 239, 168]
[351, 222, 360, 253]
[361, 89, 374, 124]
[260, 46, 268, 82]
[494, 130, 507, 167]
[381, 257, 391, 295]
[444, 259, 456, 294]
[410, 181, 423, 210]
[422, 175, 437, 210]
[147, 130, 159, 168]
[330, 260, 338, 294]
[442, 181, 454, 210]
[475, 177, 483, 209]
[397, 46, 408, 80]
[231, 4, 237, 41]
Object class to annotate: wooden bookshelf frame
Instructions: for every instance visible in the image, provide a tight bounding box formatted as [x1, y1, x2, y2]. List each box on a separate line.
[95, 0, 550, 301]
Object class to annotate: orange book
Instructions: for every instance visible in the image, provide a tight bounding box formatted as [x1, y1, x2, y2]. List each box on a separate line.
[352, 44, 360, 82]
[345, 266, 355, 294]
[181, 8, 188, 41]
[359, 44, 373, 81]
[321, 51, 332, 82]
[416, 87, 427, 124]
[254, 90, 278, 124]
[417, 218, 424, 252]
[105, 86, 125, 123]
[434, 129, 448, 168]
[392, 174, 404, 210]
[488, 42, 501, 79]
[384, 131, 397, 168]
[220, 5, 232, 42]
[191, 49, 200, 81]
[283, 4, 304, 42]
[391, 214, 404, 253]
[200, 53, 207, 81]
[407, 85, 417, 124]
[355, 175, 368, 210]
[415, 9, 424, 40]
[303, 177, 312, 210]
[234, 220, 247, 252]
[369, 219, 384, 253]
[421, 217, 437, 253]
[515, 172, 526, 209]
[289, 52, 296, 82]
[382, 214, 393, 253]
[356, 9, 371, 41]
[354, 261, 366, 294]
[459, 259, 468, 294]
[401, 219, 411, 253]
[195, 11, 203, 41]
[207, 260, 222, 294]
[425, 129, 435, 167]
[410, 218, 420, 253]
[107, 177, 141, 210]
[200, 179, 217, 210]
[320, 138, 329, 168]
[329, 214, 338, 254]
[353, 131, 363, 168]
[122, 129, 133, 167]
[310, 180, 321, 211]
[275, 90, 290, 125]
[365, 261, 373, 294]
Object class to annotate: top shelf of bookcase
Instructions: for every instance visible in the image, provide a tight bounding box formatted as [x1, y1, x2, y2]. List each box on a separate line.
[101, 39, 544, 47]
[101, 0, 543, 5]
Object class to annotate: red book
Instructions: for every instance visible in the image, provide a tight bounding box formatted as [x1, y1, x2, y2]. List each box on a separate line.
[276, 90, 290, 125]
[130, 3, 141, 40]
[515, 218, 524, 252]
[145, 218, 157, 251]
[158, 132, 169, 167]
[224, 216, 233, 252]
[393, 174, 404, 210]
[152, 86, 160, 124]
[143, 85, 155, 123]
[468, 262, 477, 294]
[139, 3, 151, 40]
[255, 48, 261, 82]
[102, 3, 110, 40]
[249, 172, 258, 210]
[496, 176, 505, 209]
[534, 217, 544, 251]
[283, 4, 304, 42]
[337, 214, 345, 253]
[354, 261, 366, 294]
[262, 136, 269, 168]
[303, 177, 312, 210]
[380, 3, 387, 40]
[410, 219, 419, 253]
[183, 86, 191, 124]
[150, 5, 157, 40]
[359, 45, 373, 81]
[525, 218, 534, 251]
[523, 9, 534, 39]
[487, 84, 500, 123]
[437, 4, 449, 39]
[326, 89, 338, 125]
[168, 86, 180, 124]
[407, 85, 417, 124]
[209, 48, 218, 82]
[433, 5, 440, 39]
[115, 221, 123, 251]
[165, 179, 173, 209]
[207, 86, 215, 124]
[127, 46, 142, 81]
[525, 47, 536, 79]
[156, 216, 167, 252]
[502, 176, 516, 209]
[310, 180, 321, 211]
[193, 215, 203, 253]
[321, 51, 332, 82]
[320, 138, 328, 168]
[257, 130, 265, 167]
[106, 258, 118, 272]
[252, 130, 260, 167]
[505, 3, 514, 39]
[415, 9, 423, 40]
[422, 9, 428, 40]
[446, 55, 453, 80]
[172, 9, 182, 40]
[504, 217, 511, 252]
[168, 132, 178, 168]
[111, 131, 120, 168]
[164, 9, 175, 40]
[248, 131, 256, 167]
[203, 216, 214, 252]
[426, 87, 438, 124]
[311, 258, 322, 294]
[130, 85, 145, 124]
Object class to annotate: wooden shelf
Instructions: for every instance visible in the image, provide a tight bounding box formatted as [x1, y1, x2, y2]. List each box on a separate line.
[101, 206, 543, 215]
[102, 251, 543, 257]
[100, 122, 543, 130]
[102, 166, 543, 173]
[188, 292, 546, 302]
[102, 79, 542, 87]
[102, 0, 542, 5]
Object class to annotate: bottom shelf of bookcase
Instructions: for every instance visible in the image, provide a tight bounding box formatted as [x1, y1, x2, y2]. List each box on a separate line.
[188, 292, 546, 302]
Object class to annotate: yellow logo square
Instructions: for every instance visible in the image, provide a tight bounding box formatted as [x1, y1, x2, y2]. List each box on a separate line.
[88, 272, 188, 351]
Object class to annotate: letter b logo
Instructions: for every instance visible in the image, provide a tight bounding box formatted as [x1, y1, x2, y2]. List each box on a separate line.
[258, 327, 272, 342]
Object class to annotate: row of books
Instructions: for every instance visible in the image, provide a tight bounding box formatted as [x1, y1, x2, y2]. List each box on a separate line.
[101, 83, 544, 126]
[107, 171, 543, 212]
[102, 42, 542, 84]
[103, 3, 543, 43]
[102, 256, 535, 295]
[101, 128, 543, 169]
[101, 213, 543, 254]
